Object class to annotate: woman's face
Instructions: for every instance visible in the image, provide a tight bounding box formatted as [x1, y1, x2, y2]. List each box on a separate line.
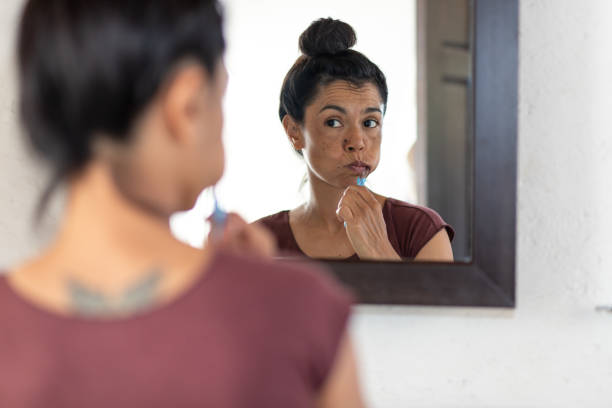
[296, 80, 384, 189]
[89, 60, 228, 215]
[145, 60, 228, 212]
[179, 61, 228, 206]
[194, 61, 228, 187]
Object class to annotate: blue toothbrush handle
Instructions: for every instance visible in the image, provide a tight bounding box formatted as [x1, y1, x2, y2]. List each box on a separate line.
[211, 187, 227, 226]
[212, 205, 227, 225]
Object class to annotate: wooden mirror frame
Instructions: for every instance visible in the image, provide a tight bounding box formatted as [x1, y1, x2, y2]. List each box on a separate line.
[317, 0, 518, 307]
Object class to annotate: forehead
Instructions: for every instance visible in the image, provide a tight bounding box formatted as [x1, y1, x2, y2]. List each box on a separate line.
[310, 80, 383, 110]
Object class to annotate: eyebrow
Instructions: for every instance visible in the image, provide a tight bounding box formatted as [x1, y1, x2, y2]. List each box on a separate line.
[319, 105, 383, 114]
[319, 105, 346, 114]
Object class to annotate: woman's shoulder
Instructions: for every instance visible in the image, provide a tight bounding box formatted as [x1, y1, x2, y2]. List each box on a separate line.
[210, 251, 353, 309]
[253, 210, 290, 227]
[383, 197, 449, 229]
[381, 197, 454, 258]
[253, 210, 305, 255]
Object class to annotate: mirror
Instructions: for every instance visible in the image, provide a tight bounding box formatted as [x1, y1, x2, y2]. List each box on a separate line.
[327, 0, 516, 306]
[170, 0, 475, 263]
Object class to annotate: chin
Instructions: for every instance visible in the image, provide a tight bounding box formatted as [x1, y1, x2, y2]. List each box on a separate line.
[203, 155, 225, 186]
[211, 162, 226, 183]
[177, 190, 200, 213]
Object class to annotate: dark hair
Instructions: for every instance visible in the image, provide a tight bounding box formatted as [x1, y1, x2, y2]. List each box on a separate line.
[17, 0, 225, 214]
[279, 18, 388, 123]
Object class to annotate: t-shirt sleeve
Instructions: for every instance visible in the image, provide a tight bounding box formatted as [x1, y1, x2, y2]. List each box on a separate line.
[391, 203, 455, 258]
[253, 212, 304, 257]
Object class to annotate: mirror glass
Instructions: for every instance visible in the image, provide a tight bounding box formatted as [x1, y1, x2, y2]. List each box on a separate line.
[170, 0, 473, 262]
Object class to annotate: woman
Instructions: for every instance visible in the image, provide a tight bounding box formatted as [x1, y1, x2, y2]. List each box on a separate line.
[257, 18, 454, 262]
[0, 2, 364, 407]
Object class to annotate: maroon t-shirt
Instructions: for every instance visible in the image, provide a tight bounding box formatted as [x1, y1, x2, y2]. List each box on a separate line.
[256, 198, 454, 260]
[0, 252, 352, 408]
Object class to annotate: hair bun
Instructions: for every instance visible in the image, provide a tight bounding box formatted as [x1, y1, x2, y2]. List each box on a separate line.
[299, 18, 356, 57]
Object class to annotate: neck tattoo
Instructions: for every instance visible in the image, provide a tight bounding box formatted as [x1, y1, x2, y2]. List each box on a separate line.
[67, 268, 163, 317]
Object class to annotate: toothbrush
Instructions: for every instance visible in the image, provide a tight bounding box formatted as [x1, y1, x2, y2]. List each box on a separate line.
[357, 167, 368, 186]
[211, 187, 227, 240]
[345, 175, 367, 228]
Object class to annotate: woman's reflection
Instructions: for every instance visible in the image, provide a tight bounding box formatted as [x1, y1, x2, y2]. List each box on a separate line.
[256, 18, 454, 262]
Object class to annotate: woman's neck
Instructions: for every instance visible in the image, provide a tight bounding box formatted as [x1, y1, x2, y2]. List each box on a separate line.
[300, 174, 346, 233]
[6, 162, 210, 318]
[16, 162, 207, 297]
[60, 163, 176, 255]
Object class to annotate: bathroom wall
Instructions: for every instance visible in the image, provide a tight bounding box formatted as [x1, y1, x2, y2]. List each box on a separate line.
[352, 0, 612, 406]
[1, 0, 612, 407]
[0, 0, 58, 266]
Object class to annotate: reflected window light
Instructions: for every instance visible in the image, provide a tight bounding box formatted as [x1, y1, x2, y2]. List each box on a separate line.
[172, 0, 417, 246]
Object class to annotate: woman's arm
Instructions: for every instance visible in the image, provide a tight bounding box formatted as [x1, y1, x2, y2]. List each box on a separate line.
[317, 333, 367, 408]
[414, 229, 454, 262]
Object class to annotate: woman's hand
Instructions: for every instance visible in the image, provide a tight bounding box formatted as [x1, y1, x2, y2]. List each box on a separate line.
[208, 213, 277, 258]
[336, 186, 401, 261]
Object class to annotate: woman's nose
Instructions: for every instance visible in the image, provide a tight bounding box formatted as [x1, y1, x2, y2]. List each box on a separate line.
[343, 129, 366, 152]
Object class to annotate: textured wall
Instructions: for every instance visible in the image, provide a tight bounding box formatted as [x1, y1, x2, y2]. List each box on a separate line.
[1, 0, 612, 407]
[352, 0, 612, 406]
[0, 0, 57, 266]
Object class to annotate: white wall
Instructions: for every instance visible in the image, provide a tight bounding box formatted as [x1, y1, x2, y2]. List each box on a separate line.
[0, 0, 61, 266]
[1, 0, 612, 407]
[351, 1, 612, 406]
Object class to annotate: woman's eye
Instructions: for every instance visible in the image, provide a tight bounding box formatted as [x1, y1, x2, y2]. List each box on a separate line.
[364, 119, 379, 128]
[326, 119, 342, 128]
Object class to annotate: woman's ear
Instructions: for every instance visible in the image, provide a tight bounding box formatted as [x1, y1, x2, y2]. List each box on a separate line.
[282, 115, 304, 151]
[161, 63, 209, 145]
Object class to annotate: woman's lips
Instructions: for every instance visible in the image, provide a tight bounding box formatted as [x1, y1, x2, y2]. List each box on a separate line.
[346, 161, 371, 175]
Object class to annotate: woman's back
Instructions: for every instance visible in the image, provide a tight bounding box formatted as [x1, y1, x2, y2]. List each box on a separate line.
[3, 1, 365, 406]
[0, 252, 351, 407]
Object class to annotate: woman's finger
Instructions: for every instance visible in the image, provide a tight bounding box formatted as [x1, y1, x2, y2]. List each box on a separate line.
[212, 213, 245, 243]
[351, 186, 381, 210]
[339, 189, 367, 219]
[209, 213, 276, 258]
[341, 187, 372, 218]
[336, 203, 355, 223]
[240, 221, 277, 257]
